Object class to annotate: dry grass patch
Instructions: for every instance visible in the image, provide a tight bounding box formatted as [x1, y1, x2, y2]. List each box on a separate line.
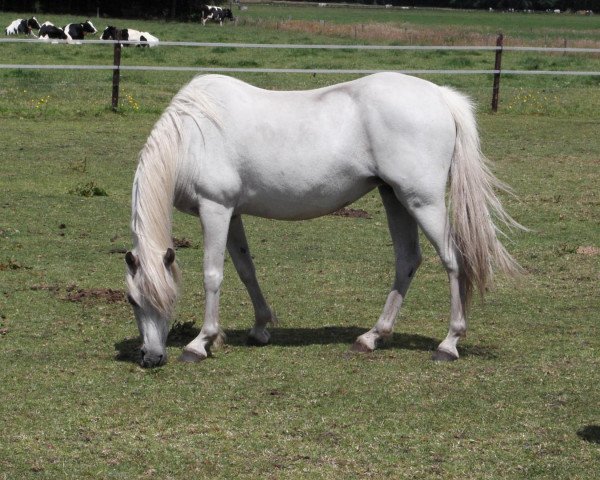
[247, 18, 501, 45]
[246, 18, 600, 49]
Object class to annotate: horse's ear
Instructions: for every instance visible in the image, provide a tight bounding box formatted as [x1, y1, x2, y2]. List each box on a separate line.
[164, 248, 176, 268]
[125, 251, 138, 273]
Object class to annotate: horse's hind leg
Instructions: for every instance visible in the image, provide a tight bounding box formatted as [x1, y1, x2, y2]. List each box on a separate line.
[352, 185, 422, 353]
[227, 215, 277, 345]
[407, 202, 467, 361]
[180, 200, 232, 363]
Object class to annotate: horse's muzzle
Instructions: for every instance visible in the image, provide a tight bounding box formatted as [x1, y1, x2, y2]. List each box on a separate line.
[140, 348, 167, 368]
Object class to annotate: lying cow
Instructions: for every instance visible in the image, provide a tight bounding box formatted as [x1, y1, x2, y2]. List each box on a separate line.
[5, 17, 41, 36]
[100, 26, 159, 47]
[200, 5, 234, 26]
[38, 22, 71, 41]
[63, 20, 97, 40]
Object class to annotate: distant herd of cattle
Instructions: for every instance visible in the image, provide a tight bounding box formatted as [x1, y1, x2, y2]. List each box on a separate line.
[4, 6, 235, 45]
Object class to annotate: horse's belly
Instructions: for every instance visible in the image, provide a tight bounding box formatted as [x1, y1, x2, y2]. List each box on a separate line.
[235, 175, 379, 220]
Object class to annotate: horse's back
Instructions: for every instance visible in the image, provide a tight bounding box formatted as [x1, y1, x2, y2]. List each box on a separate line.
[187, 72, 447, 118]
[187, 73, 455, 159]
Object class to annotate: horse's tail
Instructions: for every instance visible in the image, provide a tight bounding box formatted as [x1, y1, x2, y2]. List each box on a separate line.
[440, 86, 525, 304]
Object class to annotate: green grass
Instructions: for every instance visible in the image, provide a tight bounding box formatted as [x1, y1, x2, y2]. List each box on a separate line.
[1, 6, 599, 479]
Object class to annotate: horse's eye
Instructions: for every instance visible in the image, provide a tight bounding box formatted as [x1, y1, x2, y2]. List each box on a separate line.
[127, 294, 139, 307]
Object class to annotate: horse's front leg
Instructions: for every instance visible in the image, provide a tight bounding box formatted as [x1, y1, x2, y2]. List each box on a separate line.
[227, 215, 277, 346]
[180, 200, 232, 363]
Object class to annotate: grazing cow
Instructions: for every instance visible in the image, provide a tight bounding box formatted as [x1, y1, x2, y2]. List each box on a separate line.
[63, 20, 97, 40]
[200, 5, 234, 26]
[5, 17, 41, 36]
[199, 4, 214, 25]
[39, 22, 71, 41]
[100, 26, 159, 47]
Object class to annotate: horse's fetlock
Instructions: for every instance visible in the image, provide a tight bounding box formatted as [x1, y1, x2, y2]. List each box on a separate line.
[451, 325, 467, 338]
[201, 325, 221, 342]
[377, 326, 394, 338]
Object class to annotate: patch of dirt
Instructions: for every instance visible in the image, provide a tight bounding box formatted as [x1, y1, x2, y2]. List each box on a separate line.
[0, 259, 27, 271]
[65, 287, 125, 304]
[30, 284, 61, 292]
[31, 283, 125, 304]
[173, 237, 193, 249]
[577, 246, 600, 256]
[330, 208, 371, 219]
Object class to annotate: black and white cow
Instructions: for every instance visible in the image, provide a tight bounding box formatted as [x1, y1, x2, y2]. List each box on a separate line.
[38, 22, 70, 41]
[63, 20, 97, 40]
[100, 26, 159, 47]
[100, 26, 127, 42]
[216, 8, 234, 24]
[5, 17, 41, 36]
[199, 5, 214, 25]
[200, 5, 234, 26]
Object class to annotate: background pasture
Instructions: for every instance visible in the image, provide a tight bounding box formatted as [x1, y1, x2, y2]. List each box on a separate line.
[0, 6, 599, 479]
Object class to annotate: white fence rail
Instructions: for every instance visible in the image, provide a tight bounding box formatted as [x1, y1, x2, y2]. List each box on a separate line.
[2, 63, 599, 76]
[3, 37, 600, 53]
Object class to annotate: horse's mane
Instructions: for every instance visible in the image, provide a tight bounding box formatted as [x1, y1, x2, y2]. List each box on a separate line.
[130, 76, 220, 315]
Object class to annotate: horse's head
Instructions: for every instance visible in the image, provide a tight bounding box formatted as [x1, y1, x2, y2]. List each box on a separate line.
[125, 247, 179, 367]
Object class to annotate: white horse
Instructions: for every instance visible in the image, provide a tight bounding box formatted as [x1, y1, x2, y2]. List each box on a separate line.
[126, 73, 523, 368]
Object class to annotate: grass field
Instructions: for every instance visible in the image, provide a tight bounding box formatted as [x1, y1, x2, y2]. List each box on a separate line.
[1, 6, 599, 479]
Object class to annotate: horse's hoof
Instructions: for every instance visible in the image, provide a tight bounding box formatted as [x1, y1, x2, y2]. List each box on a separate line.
[432, 349, 458, 362]
[247, 335, 270, 347]
[349, 341, 373, 354]
[178, 349, 207, 363]
[248, 326, 270, 346]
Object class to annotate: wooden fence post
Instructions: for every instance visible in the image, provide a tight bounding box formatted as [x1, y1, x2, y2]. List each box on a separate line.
[111, 42, 122, 111]
[491, 33, 503, 113]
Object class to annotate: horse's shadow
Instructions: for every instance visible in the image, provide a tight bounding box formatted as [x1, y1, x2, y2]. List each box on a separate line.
[115, 322, 497, 364]
[577, 425, 600, 444]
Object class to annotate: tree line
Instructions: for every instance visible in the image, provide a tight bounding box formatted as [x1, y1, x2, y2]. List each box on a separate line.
[0, 0, 595, 20]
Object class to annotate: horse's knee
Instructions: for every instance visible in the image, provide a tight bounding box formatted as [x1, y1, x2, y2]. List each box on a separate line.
[204, 269, 223, 292]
